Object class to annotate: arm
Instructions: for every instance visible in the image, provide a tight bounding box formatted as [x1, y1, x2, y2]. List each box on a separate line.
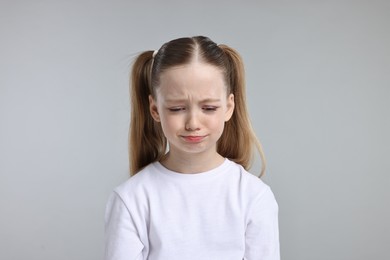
[104, 192, 144, 260]
[244, 187, 280, 260]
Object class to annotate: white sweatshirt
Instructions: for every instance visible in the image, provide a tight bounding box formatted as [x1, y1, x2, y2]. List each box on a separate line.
[105, 159, 280, 260]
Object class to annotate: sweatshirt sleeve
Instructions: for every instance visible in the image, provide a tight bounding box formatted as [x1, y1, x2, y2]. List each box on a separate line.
[104, 191, 144, 260]
[244, 187, 280, 260]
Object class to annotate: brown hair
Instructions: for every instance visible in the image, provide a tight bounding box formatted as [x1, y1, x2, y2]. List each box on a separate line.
[129, 36, 266, 176]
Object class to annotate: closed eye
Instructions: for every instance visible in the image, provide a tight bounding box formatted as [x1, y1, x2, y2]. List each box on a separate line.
[202, 106, 219, 112]
[168, 107, 185, 112]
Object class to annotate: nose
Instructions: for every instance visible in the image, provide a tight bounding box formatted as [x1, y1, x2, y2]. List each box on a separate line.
[185, 110, 201, 131]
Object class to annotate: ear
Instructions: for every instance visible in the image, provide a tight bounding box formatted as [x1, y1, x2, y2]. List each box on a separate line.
[149, 95, 161, 122]
[224, 93, 235, 122]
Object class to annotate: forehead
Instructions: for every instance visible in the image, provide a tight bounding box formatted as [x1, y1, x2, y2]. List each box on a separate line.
[157, 61, 226, 99]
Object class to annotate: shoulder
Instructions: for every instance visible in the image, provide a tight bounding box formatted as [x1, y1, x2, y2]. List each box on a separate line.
[225, 159, 278, 211]
[113, 162, 159, 202]
[226, 159, 271, 196]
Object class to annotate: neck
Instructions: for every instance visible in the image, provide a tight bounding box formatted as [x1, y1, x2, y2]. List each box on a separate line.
[160, 149, 224, 174]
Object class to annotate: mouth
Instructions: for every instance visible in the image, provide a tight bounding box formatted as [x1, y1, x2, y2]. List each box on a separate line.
[181, 135, 206, 143]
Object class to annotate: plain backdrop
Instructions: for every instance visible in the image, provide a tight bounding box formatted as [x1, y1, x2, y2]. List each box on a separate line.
[1, 0, 389, 259]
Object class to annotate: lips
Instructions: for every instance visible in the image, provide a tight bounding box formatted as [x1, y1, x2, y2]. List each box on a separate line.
[182, 135, 205, 143]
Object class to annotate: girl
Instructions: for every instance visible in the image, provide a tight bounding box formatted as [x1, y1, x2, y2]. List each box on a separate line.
[105, 36, 280, 260]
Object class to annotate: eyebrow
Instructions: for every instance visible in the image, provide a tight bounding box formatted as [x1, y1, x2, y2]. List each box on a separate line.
[165, 98, 222, 103]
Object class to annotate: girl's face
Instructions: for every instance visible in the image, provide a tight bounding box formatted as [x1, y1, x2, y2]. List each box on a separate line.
[149, 61, 234, 160]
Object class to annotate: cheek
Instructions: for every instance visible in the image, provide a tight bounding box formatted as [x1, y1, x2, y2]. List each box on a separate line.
[159, 114, 181, 133]
[207, 114, 226, 131]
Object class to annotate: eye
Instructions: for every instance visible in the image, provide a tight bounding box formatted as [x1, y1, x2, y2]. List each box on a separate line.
[202, 106, 219, 112]
[168, 107, 185, 112]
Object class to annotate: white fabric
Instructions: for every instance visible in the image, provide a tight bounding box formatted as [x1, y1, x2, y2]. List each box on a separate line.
[105, 159, 280, 260]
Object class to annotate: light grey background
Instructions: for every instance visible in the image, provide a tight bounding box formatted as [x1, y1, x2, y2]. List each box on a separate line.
[1, 1, 389, 259]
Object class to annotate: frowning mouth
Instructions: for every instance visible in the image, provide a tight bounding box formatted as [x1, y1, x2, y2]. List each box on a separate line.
[181, 135, 206, 143]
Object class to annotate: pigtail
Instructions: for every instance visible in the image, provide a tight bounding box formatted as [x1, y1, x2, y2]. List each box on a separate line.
[218, 45, 266, 177]
[129, 51, 167, 175]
